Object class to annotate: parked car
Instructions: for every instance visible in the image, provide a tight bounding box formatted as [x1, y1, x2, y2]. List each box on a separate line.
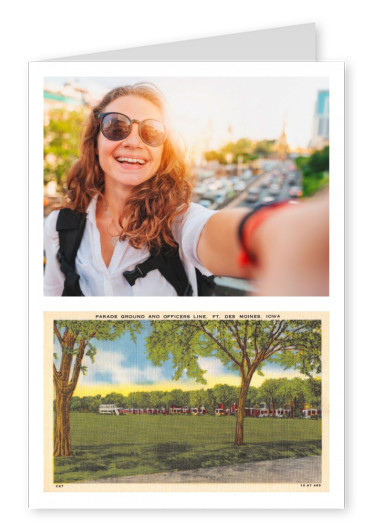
[198, 198, 213, 208]
[262, 195, 276, 205]
[242, 169, 253, 178]
[234, 181, 246, 192]
[269, 183, 281, 196]
[214, 192, 227, 205]
[289, 186, 303, 198]
[246, 190, 260, 202]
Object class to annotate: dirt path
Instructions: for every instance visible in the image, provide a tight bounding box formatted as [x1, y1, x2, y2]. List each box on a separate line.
[83, 456, 321, 484]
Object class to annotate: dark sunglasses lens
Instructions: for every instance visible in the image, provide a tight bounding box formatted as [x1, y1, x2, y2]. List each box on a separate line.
[101, 113, 131, 141]
[141, 119, 167, 146]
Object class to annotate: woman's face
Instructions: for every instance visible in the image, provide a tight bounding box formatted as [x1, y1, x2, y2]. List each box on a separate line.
[97, 95, 164, 194]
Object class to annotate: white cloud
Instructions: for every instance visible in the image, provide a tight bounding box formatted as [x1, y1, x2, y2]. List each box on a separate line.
[82, 348, 164, 385]
[198, 357, 228, 376]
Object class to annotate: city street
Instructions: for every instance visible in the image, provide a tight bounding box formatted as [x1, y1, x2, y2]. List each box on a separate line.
[201, 158, 303, 295]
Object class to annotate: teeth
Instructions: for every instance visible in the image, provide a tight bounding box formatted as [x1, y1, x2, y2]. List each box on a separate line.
[116, 157, 146, 165]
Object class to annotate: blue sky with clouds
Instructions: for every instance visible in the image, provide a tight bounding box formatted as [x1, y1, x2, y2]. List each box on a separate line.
[54, 322, 308, 396]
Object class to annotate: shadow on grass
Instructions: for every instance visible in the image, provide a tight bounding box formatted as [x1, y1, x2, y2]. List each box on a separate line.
[54, 439, 321, 483]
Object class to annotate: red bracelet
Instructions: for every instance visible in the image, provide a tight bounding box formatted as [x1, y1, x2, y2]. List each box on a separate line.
[238, 201, 293, 268]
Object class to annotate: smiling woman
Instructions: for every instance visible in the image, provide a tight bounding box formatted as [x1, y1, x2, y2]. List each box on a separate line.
[43, 82, 250, 297]
[45, 83, 209, 296]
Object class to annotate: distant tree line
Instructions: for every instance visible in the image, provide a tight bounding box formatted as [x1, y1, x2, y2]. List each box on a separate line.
[62, 378, 321, 417]
[203, 138, 275, 164]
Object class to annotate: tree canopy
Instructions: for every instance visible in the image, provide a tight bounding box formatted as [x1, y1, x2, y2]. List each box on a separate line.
[146, 320, 321, 383]
[295, 145, 329, 197]
[146, 319, 321, 445]
[44, 108, 88, 189]
[203, 138, 275, 164]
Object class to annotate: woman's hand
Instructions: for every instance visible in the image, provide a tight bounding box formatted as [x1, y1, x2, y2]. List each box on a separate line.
[197, 190, 329, 296]
[245, 192, 329, 295]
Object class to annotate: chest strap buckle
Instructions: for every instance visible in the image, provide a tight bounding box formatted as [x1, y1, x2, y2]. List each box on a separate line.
[123, 265, 147, 286]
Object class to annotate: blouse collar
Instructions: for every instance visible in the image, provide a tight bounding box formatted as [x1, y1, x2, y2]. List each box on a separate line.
[86, 195, 99, 225]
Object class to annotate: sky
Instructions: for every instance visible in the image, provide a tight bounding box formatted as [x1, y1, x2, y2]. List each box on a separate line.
[53, 321, 311, 397]
[45, 76, 329, 153]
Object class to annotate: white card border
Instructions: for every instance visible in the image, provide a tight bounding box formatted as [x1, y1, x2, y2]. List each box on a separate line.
[28, 61, 344, 509]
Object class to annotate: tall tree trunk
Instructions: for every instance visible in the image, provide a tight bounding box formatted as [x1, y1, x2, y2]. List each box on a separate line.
[53, 334, 85, 457]
[235, 377, 249, 446]
[54, 389, 73, 457]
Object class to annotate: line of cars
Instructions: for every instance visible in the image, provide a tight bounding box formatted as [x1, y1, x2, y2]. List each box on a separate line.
[215, 406, 289, 418]
[215, 406, 321, 419]
[98, 404, 209, 416]
[192, 160, 303, 213]
[193, 168, 256, 210]
[243, 165, 303, 208]
[98, 404, 321, 419]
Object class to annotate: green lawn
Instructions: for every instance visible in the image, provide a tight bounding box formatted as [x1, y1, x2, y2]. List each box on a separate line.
[54, 413, 322, 483]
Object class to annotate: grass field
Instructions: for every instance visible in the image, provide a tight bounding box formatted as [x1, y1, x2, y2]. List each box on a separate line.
[54, 413, 322, 483]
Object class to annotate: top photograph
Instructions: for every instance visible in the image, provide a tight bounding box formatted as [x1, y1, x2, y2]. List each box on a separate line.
[43, 75, 330, 297]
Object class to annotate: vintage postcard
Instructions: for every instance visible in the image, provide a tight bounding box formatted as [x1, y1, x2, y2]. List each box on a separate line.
[41, 311, 331, 503]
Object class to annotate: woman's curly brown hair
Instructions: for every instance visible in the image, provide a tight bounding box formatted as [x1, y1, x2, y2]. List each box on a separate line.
[63, 83, 192, 251]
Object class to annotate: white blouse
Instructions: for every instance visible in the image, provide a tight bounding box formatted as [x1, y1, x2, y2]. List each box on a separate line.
[44, 197, 216, 296]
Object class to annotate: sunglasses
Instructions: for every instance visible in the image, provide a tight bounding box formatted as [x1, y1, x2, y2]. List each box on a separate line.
[98, 112, 167, 147]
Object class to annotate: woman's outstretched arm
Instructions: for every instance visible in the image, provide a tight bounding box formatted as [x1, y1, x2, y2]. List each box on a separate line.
[197, 191, 329, 296]
[196, 207, 249, 278]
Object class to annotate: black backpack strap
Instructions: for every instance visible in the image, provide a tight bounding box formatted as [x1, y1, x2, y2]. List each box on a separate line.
[195, 269, 216, 296]
[56, 209, 86, 296]
[123, 245, 193, 296]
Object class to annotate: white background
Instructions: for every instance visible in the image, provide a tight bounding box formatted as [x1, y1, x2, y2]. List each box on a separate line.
[1, 0, 371, 526]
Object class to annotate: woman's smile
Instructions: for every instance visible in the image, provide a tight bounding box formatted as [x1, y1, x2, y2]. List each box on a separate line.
[113, 153, 149, 172]
[115, 155, 147, 166]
